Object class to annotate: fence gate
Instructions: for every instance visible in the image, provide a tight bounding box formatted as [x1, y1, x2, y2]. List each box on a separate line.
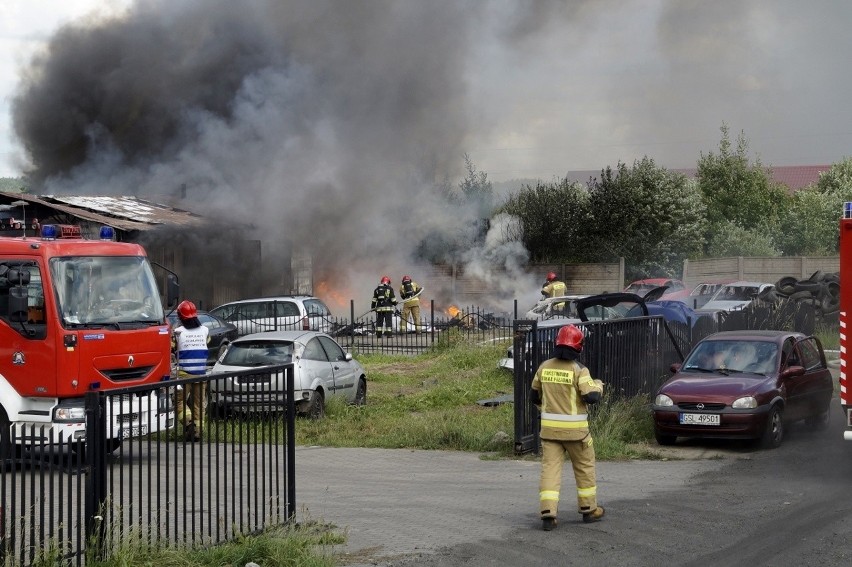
[513, 317, 684, 455]
[512, 320, 539, 454]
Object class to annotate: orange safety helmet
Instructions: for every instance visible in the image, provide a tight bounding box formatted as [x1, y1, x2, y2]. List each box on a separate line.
[380, 276, 391, 285]
[556, 324, 584, 351]
[402, 275, 412, 283]
[546, 272, 558, 282]
[177, 300, 198, 320]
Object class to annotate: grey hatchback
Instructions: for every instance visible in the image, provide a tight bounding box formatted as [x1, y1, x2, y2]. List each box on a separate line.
[209, 330, 366, 418]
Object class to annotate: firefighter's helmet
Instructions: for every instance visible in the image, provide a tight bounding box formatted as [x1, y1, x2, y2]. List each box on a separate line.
[402, 275, 412, 283]
[177, 300, 198, 320]
[546, 272, 558, 282]
[381, 276, 391, 285]
[556, 324, 584, 351]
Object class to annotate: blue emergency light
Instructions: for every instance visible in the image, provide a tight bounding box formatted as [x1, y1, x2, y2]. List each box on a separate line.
[845, 202, 852, 219]
[99, 226, 115, 240]
[40, 225, 58, 240]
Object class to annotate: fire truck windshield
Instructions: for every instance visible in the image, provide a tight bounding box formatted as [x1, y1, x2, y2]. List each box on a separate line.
[50, 256, 164, 326]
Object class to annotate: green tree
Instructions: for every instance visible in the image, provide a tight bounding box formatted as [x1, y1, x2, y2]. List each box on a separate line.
[706, 220, 779, 257]
[584, 158, 705, 277]
[696, 125, 788, 253]
[772, 157, 852, 255]
[458, 153, 494, 217]
[0, 177, 27, 192]
[498, 177, 591, 263]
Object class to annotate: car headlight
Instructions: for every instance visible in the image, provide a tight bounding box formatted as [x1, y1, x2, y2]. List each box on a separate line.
[732, 396, 757, 409]
[655, 394, 674, 407]
[54, 404, 86, 422]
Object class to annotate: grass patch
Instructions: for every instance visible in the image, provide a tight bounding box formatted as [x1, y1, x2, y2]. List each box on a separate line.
[296, 341, 516, 455]
[295, 339, 656, 459]
[87, 521, 342, 567]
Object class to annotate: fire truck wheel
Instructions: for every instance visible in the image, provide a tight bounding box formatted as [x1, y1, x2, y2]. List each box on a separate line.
[760, 405, 784, 449]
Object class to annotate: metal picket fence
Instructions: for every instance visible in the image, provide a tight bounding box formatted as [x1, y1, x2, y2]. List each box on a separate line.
[0, 366, 296, 566]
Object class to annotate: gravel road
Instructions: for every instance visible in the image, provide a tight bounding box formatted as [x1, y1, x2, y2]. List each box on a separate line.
[296, 403, 852, 567]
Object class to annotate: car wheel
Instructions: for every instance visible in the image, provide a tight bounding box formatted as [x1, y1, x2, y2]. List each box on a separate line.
[354, 378, 367, 406]
[760, 405, 784, 449]
[654, 430, 677, 446]
[805, 407, 831, 431]
[305, 391, 325, 419]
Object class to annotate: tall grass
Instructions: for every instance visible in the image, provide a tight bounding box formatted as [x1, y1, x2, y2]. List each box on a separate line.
[297, 339, 657, 459]
[87, 521, 342, 567]
[297, 341, 517, 454]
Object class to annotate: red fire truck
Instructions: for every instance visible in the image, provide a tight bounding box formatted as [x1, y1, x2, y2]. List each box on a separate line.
[840, 203, 852, 440]
[0, 223, 179, 460]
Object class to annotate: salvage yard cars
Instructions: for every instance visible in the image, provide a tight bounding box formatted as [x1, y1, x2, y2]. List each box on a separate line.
[652, 330, 833, 449]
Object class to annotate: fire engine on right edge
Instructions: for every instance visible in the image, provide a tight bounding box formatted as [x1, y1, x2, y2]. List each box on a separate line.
[839, 203, 852, 440]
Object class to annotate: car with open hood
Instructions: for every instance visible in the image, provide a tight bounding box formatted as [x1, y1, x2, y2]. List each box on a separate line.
[524, 294, 589, 321]
[652, 330, 833, 449]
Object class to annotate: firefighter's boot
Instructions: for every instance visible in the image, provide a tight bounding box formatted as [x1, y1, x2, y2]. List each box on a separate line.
[541, 517, 557, 531]
[582, 506, 605, 523]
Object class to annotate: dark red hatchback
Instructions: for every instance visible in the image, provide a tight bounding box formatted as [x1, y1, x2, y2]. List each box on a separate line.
[652, 330, 834, 449]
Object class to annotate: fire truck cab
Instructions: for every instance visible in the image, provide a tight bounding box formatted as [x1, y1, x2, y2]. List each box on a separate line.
[0, 224, 179, 460]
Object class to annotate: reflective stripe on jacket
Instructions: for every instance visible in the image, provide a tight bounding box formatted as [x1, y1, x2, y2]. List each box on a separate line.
[371, 284, 397, 311]
[531, 358, 603, 441]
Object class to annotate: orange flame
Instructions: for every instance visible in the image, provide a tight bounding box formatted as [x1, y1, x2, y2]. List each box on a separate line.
[446, 305, 461, 318]
[314, 280, 349, 312]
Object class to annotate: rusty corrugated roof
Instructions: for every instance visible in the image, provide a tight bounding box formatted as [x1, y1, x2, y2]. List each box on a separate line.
[0, 192, 205, 231]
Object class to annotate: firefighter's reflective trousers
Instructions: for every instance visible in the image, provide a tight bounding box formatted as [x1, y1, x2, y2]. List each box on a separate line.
[539, 436, 597, 518]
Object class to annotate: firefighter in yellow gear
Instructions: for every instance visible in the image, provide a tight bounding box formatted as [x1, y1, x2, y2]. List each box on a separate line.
[531, 324, 605, 531]
[541, 272, 567, 314]
[399, 275, 423, 333]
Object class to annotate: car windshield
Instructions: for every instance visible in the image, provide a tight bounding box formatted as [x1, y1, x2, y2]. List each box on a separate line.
[625, 283, 663, 295]
[50, 256, 164, 326]
[221, 340, 294, 366]
[709, 285, 760, 302]
[683, 340, 778, 374]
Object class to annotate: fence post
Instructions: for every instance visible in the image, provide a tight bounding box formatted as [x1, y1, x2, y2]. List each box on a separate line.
[349, 299, 355, 348]
[285, 365, 296, 521]
[430, 299, 435, 346]
[84, 391, 108, 561]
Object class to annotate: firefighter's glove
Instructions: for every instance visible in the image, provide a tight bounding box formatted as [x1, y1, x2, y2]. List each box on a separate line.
[582, 391, 601, 405]
[394, 309, 401, 316]
[530, 388, 541, 405]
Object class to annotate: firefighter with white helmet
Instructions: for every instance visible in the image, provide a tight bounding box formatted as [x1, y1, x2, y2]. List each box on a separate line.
[173, 300, 210, 442]
[399, 275, 423, 334]
[531, 324, 605, 530]
[371, 276, 397, 338]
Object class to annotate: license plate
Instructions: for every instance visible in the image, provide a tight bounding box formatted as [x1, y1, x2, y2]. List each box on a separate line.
[847, 408, 852, 428]
[680, 413, 720, 426]
[121, 425, 149, 439]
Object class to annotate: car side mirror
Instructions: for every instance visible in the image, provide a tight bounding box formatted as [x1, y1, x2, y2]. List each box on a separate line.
[670, 363, 682, 373]
[780, 365, 806, 379]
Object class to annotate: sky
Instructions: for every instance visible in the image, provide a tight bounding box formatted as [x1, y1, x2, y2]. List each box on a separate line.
[2, 0, 851, 183]
[1, 0, 851, 311]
